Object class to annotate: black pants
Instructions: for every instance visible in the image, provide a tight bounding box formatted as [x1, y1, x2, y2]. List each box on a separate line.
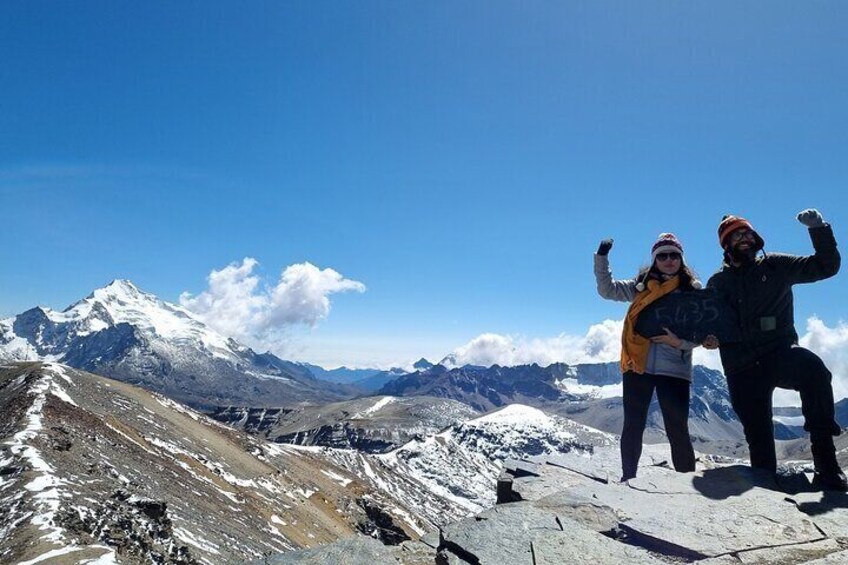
[621, 371, 695, 480]
[726, 345, 840, 473]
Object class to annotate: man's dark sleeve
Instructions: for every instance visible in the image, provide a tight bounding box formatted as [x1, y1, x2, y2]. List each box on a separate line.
[772, 225, 841, 284]
[706, 272, 721, 291]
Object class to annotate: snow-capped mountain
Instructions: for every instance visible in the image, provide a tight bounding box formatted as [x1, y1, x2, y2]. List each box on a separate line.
[320, 404, 616, 521]
[0, 280, 353, 409]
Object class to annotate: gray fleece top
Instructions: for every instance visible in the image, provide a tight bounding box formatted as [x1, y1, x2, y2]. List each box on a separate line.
[594, 254, 695, 382]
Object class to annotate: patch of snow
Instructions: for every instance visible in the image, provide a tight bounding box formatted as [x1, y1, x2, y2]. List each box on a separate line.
[467, 404, 553, 426]
[16, 546, 84, 565]
[352, 396, 396, 419]
[3, 372, 69, 544]
[246, 371, 292, 382]
[154, 395, 201, 421]
[556, 378, 623, 399]
[44, 363, 74, 385]
[271, 514, 288, 526]
[296, 487, 316, 499]
[173, 526, 222, 555]
[320, 469, 352, 487]
[103, 423, 158, 456]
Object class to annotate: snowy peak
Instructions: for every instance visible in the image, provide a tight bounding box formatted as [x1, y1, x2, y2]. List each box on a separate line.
[4, 278, 238, 363]
[442, 403, 615, 460]
[68, 279, 210, 342]
[0, 281, 350, 408]
[466, 404, 553, 426]
[93, 278, 142, 299]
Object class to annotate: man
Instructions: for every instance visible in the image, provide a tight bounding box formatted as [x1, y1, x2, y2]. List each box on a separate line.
[706, 209, 846, 491]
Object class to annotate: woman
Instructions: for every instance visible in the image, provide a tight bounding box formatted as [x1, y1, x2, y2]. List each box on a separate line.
[594, 233, 699, 482]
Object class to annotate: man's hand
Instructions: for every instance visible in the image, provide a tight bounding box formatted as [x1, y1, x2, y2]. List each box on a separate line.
[597, 239, 614, 256]
[702, 335, 720, 350]
[797, 209, 825, 228]
[651, 328, 683, 349]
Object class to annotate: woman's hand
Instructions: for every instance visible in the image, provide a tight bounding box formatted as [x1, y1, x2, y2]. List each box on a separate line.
[702, 335, 720, 350]
[597, 239, 614, 256]
[650, 327, 683, 349]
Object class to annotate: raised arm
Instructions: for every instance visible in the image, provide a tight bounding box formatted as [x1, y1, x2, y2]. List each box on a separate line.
[594, 239, 638, 302]
[771, 209, 840, 284]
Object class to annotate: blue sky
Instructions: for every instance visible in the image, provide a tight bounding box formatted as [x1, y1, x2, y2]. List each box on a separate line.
[2, 2, 847, 370]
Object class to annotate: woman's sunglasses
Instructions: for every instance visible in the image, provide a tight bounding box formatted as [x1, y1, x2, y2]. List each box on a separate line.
[656, 252, 681, 262]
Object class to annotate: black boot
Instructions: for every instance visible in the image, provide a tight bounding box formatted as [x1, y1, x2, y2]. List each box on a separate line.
[811, 433, 848, 492]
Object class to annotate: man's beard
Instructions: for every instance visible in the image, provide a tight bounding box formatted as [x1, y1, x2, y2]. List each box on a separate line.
[729, 245, 757, 264]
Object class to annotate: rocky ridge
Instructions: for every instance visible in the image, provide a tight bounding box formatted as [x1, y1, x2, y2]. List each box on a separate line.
[211, 395, 480, 453]
[0, 362, 440, 564]
[266, 444, 848, 564]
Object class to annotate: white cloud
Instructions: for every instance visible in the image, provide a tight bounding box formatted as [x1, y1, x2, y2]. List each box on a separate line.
[795, 316, 848, 405]
[180, 258, 365, 346]
[264, 262, 366, 327]
[443, 320, 624, 369]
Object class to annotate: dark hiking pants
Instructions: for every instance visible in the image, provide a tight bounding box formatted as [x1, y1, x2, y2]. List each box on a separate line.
[726, 345, 841, 473]
[621, 371, 695, 480]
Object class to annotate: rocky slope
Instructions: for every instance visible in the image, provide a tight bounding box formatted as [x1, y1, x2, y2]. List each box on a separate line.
[289, 405, 617, 523]
[211, 395, 480, 452]
[0, 280, 354, 409]
[0, 362, 436, 564]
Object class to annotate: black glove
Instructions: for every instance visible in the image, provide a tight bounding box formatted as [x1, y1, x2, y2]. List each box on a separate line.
[597, 239, 613, 256]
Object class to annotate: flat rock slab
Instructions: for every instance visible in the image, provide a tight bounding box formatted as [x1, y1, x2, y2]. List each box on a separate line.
[787, 491, 848, 539]
[438, 502, 562, 564]
[513, 462, 597, 502]
[418, 530, 440, 549]
[517, 445, 694, 504]
[806, 549, 848, 564]
[503, 458, 542, 478]
[532, 490, 620, 533]
[531, 526, 666, 565]
[566, 466, 824, 559]
[257, 536, 399, 565]
[529, 445, 681, 484]
[735, 538, 844, 564]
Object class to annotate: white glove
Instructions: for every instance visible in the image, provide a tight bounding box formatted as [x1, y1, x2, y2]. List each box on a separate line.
[797, 209, 825, 228]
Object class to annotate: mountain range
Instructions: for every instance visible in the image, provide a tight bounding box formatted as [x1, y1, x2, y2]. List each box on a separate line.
[1, 279, 825, 448]
[0, 280, 355, 410]
[4, 280, 848, 563]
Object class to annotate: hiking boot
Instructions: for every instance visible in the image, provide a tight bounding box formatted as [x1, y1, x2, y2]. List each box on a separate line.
[811, 432, 847, 491]
[812, 468, 848, 492]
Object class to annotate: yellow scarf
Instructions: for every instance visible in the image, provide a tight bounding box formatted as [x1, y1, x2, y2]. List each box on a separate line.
[621, 276, 680, 374]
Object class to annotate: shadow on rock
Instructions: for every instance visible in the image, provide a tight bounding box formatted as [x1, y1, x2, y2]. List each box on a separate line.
[692, 465, 779, 500]
[793, 491, 848, 516]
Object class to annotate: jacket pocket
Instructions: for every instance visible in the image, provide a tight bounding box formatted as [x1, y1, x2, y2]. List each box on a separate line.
[759, 316, 777, 331]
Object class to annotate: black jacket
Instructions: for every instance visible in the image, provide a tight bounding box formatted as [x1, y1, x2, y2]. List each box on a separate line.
[707, 225, 840, 375]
